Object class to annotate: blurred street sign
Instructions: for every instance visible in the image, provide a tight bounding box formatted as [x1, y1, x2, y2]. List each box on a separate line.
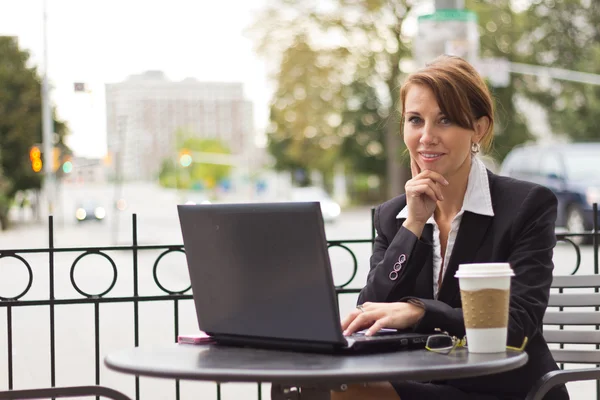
[475, 57, 511, 87]
[413, 9, 479, 68]
[73, 82, 88, 92]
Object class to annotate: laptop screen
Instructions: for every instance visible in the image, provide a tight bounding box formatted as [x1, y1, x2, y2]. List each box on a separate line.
[178, 202, 345, 345]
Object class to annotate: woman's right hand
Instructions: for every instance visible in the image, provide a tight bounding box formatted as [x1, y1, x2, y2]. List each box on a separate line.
[404, 158, 448, 226]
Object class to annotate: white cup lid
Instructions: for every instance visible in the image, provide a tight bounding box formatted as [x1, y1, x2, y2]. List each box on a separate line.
[454, 263, 515, 278]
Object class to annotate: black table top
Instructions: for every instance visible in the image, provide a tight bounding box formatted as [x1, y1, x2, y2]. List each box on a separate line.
[104, 343, 528, 386]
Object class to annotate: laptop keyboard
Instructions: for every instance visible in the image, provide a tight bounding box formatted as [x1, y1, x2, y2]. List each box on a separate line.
[347, 329, 428, 346]
[350, 330, 416, 342]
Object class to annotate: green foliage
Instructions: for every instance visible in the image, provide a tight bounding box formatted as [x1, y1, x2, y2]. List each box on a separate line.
[251, 0, 600, 202]
[265, 37, 350, 186]
[338, 79, 387, 177]
[158, 130, 233, 192]
[465, 0, 534, 160]
[186, 137, 232, 189]
[515, 0, 600, 142]
[0, 36, 70, 228]
[249, 0, 413, 199]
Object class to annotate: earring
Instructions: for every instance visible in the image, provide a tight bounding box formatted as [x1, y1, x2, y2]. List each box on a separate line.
[471, 142, 480, 154]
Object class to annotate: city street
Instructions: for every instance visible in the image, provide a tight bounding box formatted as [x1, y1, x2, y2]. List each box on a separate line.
[0, 182, 597, 399]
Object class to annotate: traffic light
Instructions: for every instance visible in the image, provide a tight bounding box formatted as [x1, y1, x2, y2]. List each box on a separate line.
[62, 156, 73, 174]
[29, 146, 42, 172]
[52, 147, 61, 172]
[179, 149, 192, 167]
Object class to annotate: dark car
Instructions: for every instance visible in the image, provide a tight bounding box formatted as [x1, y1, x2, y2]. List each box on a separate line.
[500, 143, 600, 243]
[75, 200, 106, 222]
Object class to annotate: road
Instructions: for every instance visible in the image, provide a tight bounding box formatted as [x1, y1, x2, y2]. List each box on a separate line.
[0, 182, 597, 399]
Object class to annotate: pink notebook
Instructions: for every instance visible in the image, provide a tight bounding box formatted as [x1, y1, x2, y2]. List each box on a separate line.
[177, 331, 214, 344]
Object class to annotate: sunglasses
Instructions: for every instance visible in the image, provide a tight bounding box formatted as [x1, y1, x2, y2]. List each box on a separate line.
[425, 329, 529, 355]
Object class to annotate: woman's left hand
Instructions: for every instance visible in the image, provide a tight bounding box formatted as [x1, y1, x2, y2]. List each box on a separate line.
[341, 302, 425, 336]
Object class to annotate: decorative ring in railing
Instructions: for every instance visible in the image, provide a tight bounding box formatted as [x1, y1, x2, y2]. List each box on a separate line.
[555, 235, 582, 275]
[327, 243, 358, 289]
[70, 251, 118, 298]
[0, 253, 33, 301]
[152, 248, 191, 295]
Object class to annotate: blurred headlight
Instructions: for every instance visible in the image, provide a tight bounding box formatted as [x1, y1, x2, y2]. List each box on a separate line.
[75, 208, 87, 221]
[94, 207, 106, 219]
[587, 187, 600, 206]
[185, 199, 211, 205]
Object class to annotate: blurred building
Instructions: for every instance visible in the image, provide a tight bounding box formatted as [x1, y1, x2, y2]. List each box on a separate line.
[105, 71, 255, 181]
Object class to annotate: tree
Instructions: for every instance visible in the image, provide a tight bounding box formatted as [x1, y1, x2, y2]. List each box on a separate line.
[249, 0, 414, 199]
[265, 36, 349, 188]
[158, 130, 233, 197]
[515, 0, 600, 143]
[0, 36, 70, 229]
[466, 0, 534, 161]
[338, 78, 388, 201]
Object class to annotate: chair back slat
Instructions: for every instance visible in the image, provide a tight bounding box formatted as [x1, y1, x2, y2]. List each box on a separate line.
[549, 349, 600, 364]
[551, 274, 600, 288]
[543, 274, 600, 368]
[544, 311, 600, 325]
[544, 329, 600, 344]
[547, 293, 600, 307]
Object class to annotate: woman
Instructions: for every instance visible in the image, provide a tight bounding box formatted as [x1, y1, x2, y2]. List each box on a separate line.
[334, 55, 569, 400]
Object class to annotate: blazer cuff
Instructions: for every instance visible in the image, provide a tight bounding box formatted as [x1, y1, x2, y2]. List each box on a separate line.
[391, 226, 433, 273]
[383, 227, 433, 300]
[400, 297, 466, 337]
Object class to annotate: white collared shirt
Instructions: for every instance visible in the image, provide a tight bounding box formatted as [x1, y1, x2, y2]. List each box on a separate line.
[396, 157, 495, 298]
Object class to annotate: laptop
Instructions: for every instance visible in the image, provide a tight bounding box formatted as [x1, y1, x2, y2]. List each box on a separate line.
[177, 201, 431, 353]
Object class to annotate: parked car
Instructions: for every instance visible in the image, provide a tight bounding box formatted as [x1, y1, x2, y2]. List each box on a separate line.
[290, 186, 341, 223]
[181, 191, 212, 205]
[500, 142, 600, 243]
[75, 200, 106, 222]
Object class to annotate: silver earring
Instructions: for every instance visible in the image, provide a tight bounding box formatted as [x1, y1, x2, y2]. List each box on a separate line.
[471, 142, 480, 154]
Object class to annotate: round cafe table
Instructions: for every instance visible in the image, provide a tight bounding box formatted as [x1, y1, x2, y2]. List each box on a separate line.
[104, 343, 528, 400]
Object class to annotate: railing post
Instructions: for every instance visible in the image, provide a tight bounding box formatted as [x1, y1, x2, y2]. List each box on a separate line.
[48, 215, 56, 396]
[7, 305, 13, 390]
[132, 214, 140, 400]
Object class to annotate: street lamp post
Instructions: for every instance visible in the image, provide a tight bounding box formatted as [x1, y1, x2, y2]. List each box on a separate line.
[42, 0, 56, 218]
[434, 0, 464, 8]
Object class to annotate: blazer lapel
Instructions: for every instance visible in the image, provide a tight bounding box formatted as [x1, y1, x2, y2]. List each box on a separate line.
[436, 212, 493, 302]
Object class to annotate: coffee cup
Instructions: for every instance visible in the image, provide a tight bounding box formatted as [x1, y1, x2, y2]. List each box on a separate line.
[454, 263, 514, 353]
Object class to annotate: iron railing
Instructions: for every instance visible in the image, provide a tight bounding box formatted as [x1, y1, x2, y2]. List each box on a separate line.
[1, 205, 599, 399]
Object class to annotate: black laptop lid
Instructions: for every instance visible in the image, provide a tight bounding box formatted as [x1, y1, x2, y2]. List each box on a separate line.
[177, 202, 345, 345]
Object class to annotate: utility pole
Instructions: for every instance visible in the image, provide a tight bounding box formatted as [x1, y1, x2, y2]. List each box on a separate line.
[112, 116, 127, 245]
[434, 0, 464, 8]
[41, 0, 56, 219]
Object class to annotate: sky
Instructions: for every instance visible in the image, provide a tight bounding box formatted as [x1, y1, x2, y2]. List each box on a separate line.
[0, 0, 271, 158]
[0, 0, 456, 160]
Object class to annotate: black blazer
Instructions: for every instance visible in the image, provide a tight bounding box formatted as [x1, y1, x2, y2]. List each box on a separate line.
[358, 171, 569, 400]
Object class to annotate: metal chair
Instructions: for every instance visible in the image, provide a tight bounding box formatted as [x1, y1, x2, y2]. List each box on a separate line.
[525, 274, 600, 400]
[0, 385, 132, 400]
